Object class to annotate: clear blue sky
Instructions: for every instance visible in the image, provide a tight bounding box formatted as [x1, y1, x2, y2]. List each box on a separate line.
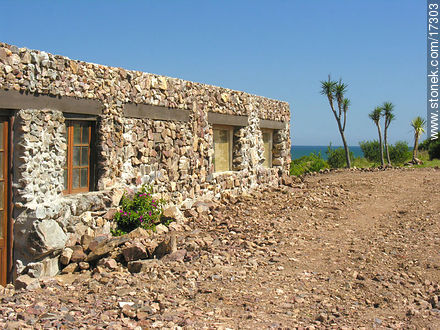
[0, 0, 425, 146]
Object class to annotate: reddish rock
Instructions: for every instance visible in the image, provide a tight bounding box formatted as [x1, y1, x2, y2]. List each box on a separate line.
[127, 227, 150, 239]
[60, 247, 73, 265]
[70, 246, 87, 263]
[98, 258, 118, 269]
[81, 234, 94, 251]
[78, 262, 90, 270]
[103, 208, 118, 220]
[65, 233, 79, 247]
[86, 236, 129, 262]
[184, 209, 198, 218]
[154, 234, 177, 259]
[122, 242, 148, 262]
[127, 259, 161, 273]
[161, 249, 187, 262]
[88, 235, 110, 252]
[61, 263, 78, 274]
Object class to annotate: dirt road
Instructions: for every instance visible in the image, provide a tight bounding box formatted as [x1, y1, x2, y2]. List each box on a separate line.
[1, 168, 440, 328]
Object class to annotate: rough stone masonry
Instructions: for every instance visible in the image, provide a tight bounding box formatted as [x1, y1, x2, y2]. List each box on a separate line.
[0, 42, 290, 280]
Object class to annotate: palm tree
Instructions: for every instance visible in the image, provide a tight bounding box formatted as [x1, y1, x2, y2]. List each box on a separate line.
[382, 102, 395, 165]
[320, 76, 351, 168]
[410, 116, 426, 163]
[369, 107, 384, 166]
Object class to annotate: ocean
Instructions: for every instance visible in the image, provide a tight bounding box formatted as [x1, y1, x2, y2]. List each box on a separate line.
[291, 145, 364, 160]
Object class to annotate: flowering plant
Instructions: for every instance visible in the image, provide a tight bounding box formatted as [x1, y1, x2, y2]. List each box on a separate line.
[112, 185, 166, 235]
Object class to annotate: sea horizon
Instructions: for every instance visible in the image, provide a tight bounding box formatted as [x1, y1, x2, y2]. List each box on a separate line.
[291, 145, 364, 160]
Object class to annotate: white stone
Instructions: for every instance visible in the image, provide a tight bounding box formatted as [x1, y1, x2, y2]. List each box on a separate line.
[33, 219, 67, 254]
[35, 205, 46, 219]
[28, 257, 59, 278]
[155, 224, 169, 234]
[118, 301, 134, 308]
[15, 275, 41, 290]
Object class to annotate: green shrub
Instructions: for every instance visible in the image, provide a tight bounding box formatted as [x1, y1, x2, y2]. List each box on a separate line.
[359, 140, 381, 162]
[389, 141, 411, 164]
[290, 152, 328, 176]
[352, 157, 373, 168]
[428, 139, 440, 160]
[418, 138, 433, 151]
[418, 137, 440, 160]
[326, 146, 354, 168]
[359, 140, 411, 164]
[112, 185, 167, 235]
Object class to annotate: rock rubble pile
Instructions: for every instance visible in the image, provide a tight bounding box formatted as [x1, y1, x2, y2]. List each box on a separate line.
[1, 168, 440, 328]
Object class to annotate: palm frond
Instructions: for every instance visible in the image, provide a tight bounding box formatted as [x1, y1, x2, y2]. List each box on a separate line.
[369, 107, 382, 123]
[320, 75, 336, 100]
[334, 80, 348, 104]
[411, 116, 426, 134]
[382, 101, 394, 115]
[342, 98, 350, 113]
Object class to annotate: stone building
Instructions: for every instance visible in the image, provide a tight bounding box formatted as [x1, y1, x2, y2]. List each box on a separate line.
[0, 42, 290, 284]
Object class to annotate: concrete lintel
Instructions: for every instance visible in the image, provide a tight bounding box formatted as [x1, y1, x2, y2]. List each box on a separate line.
[124, 103, 190, 122]
[208, 112, 249, 126]
[260, 119, 287, 130]
[0, 89, 102, 115]
[208, 112, 286, 130]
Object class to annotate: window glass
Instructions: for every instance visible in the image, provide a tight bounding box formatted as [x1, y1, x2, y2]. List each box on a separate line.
[214, 128, 230, 172]
[81, 147, 89, 166]
[82, 126, 89, 144]
[80, 168, 88, 188]
[72, 168, 80, 189]
[73, 147, 81, 166]
[73, 124, 81, 144]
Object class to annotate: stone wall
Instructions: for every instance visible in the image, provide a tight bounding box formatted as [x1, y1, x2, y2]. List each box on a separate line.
[12, 109, 113, 277]
[0, 42, 291, 279]
[0, 42, 290, 190]
[13, 109, 67, 267]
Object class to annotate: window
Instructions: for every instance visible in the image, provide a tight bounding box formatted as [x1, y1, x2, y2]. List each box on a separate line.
[262, 129, 273, 168]
[63, 121, 93, 194]
[213, 126, 233, 172]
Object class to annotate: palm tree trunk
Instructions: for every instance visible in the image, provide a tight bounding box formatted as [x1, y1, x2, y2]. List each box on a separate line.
[384, 128, 391, 165]
[337, 120, 351, 168]
[377, 124, 384, 166]
[413, 133, 419, 162]
[330, 108, 351, 168]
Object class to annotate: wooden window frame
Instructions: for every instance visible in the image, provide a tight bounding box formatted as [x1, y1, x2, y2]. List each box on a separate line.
[213, 125, 233, 173]
[0, 118, 8, 286]
[262, 128, 273, 168]
[63, 120, 94, 194]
